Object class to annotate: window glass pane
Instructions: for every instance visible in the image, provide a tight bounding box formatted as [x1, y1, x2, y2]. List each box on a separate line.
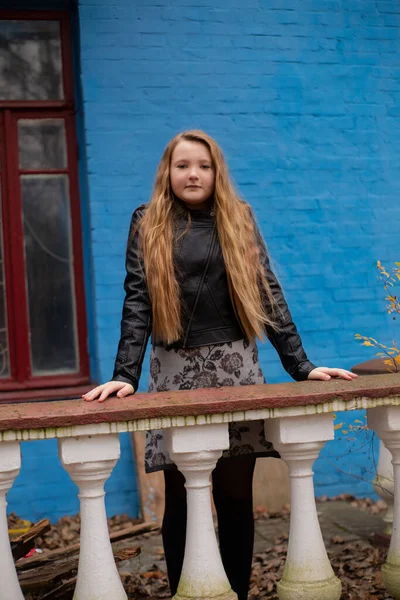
[18, 119, 67, 169]
[21, 175, 78, 375]
[0, 20, 63, 101]
[0, 185, 10, 378]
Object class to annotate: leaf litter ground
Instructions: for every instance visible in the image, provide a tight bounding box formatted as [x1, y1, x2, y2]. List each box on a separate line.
[12, 495, 393, 600]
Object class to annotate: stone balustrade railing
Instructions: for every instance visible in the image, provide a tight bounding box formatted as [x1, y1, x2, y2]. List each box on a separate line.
[1, 373, 400, 600]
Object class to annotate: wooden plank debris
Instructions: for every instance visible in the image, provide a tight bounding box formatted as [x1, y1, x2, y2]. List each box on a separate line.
[12, 517, 160, 598]
[11, 520, 51, 562]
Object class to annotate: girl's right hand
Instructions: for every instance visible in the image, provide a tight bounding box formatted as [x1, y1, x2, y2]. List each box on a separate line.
[82, 381, 134, 403]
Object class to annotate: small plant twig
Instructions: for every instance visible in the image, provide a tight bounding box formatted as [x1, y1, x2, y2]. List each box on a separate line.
[355, 261, 400, 373]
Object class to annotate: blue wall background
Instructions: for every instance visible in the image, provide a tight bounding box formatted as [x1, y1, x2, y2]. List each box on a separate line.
[6, 0, 400, 521]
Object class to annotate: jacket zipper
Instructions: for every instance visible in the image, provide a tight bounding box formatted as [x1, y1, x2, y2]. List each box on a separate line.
[183, 226, 216, 346]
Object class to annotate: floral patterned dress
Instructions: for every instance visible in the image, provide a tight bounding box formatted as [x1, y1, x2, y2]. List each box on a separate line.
[145, 338, 279, 472]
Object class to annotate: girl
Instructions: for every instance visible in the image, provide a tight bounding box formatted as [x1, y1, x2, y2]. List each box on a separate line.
[83, 130, 356, 600]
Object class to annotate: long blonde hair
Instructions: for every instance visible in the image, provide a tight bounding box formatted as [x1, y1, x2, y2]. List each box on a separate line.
[137, 130, 277, 344]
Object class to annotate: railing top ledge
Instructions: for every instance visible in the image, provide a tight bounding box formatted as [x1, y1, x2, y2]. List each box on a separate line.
[0, 373, 399, 434]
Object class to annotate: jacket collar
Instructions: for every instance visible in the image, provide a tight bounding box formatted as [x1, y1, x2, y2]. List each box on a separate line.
[172, 195, 215, 221]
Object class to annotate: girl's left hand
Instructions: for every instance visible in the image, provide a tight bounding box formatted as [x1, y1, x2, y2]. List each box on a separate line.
[307, 367, 358, 381]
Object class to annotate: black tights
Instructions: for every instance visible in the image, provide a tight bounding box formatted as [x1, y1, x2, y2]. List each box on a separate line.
[162, 456, 256, 600]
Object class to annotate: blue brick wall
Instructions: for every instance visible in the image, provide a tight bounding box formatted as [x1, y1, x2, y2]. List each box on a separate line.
[78, 0, 400, 503]
[6, 435, 140, 522]
[7, 0, 400, 522]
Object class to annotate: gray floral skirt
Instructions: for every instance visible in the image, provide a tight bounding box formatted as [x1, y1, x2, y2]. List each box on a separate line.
[145, 338, 279, 473]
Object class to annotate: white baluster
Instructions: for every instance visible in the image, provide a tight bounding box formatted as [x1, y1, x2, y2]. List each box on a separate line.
[59, 434, 127, 600]
[264, 414, 341, 600]
[373, 440, 394, 535]
[166, 424, 237, 600]
[0, 441, 24, 600]
[368, 406, 400, 599]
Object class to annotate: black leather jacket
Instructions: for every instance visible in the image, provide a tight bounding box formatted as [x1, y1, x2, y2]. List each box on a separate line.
[112, 203, 316, 391]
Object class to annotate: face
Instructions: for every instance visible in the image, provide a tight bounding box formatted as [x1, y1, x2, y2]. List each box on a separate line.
[170, 140, 215, 209]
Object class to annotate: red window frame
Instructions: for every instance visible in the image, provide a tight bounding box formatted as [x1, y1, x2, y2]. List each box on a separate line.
[0, 10, 75, 110]
[0, 10, 90, 397]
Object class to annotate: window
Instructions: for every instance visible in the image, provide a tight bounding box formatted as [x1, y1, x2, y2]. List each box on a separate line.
[0, 11, 89, 393]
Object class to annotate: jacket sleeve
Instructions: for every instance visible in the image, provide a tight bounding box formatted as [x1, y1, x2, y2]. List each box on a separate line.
[253, 213, 317, 382]
[112, 206, 152, 392]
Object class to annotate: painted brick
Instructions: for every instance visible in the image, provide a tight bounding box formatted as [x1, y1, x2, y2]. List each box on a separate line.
[7, 436, 139, 523]
[9, 0, 400, 522]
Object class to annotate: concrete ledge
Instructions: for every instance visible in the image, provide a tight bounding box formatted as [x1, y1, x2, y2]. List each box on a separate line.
[0, 374, 398, 439]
